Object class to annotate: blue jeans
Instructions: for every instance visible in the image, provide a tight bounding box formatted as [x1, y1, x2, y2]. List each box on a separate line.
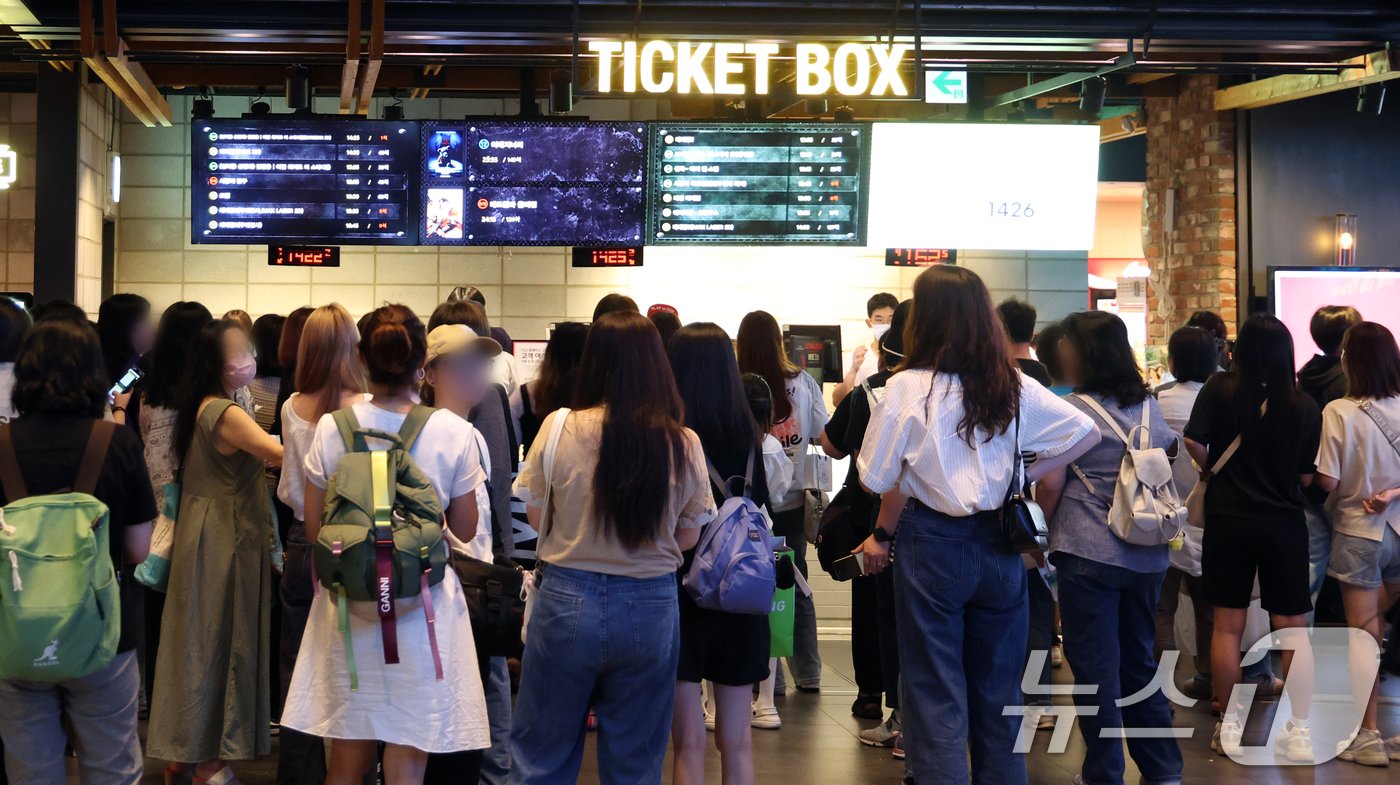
[1055, 554, 1182, 785]
[480, 657, 512, 785]
[1303, 501, 1332, 620]
[894, 504, 1028, 785]
[509, 565, 680, 785]
[1025, 568, 1056, 707]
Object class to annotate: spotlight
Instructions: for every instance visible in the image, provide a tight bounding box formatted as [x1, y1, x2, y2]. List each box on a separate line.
[1080, 77, 1106, 114]
[1357, 84, 1386, 115]
[549, 69, 573, 114]
[285, 65, 311, 111]
[250, 100, 271, 116]
[804, 98, 828, 116]
[833, 105, 855, 123]
[383, 104, 404, 121]
[191, 97, 215, 119]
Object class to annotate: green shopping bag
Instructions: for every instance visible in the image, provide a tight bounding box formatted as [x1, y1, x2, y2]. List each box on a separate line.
[769, 551, 796, 658]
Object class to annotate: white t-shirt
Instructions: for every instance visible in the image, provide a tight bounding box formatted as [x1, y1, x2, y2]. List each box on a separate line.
[859, 370, 1095, 515]
[304, 401, 486, 513]
[1316, 396, 1400, 541]
[492, 353, 520, 398]
[762, 434, 795, 506]
[278, 393, 371, 522]
[0, 364, 16, 423]
[768, 371, 829, 512]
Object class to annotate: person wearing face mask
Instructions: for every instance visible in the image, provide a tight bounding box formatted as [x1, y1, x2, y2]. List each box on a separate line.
[833, 292, 898, 407]
[147, 318, 285, 785]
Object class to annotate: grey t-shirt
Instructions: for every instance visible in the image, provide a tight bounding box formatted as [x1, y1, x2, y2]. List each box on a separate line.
[469, 384, 515, 555]
[1048, 392, 1179, 574]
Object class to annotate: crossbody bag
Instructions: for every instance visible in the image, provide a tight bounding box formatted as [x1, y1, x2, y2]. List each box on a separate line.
[1184, 401, 1266, 528]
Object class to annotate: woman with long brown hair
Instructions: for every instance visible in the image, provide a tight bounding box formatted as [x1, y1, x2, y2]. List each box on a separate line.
[736, 310, 827, 697]
[273, 303, 365, 785]
[510, 311, 715, 784]
[856, 266, 1098, 785]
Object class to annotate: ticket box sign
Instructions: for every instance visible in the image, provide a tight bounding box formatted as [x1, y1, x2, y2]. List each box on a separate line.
[885, 248, 956, 267]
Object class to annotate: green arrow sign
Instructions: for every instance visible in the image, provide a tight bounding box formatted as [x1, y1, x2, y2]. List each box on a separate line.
[924, 70, 968, 104]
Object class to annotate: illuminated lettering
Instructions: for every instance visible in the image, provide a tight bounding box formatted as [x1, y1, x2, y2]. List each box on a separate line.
[871, 43, 912, 96]
[640, 40, 675, 92]
[713, 43, 746, 95]
[796, 44, 832, 95]
[744, 43, 780, 94]
[622, 40, 638, 92]
[833, 43, 870, 96]
[676, 42, 714, 94]
[589, 40, 623, 91]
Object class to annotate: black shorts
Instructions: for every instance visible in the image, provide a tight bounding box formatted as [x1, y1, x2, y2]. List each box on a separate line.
[1201, 513, 1312, 616]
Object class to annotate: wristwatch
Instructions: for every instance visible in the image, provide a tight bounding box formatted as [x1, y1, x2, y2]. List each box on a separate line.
[872, 526, 895, 544]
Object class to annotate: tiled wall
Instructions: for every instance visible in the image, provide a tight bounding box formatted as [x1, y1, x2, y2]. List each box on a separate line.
[0, 93, 37, 294]
[116, 94, 1086, 348]
[77, 79, 117, 314]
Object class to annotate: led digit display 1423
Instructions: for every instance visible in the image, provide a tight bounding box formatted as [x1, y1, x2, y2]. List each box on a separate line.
[268, 244, 341, 267]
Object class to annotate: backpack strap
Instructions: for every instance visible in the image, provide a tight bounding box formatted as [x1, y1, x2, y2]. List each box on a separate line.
[0, 424, 28, 501]
[74, 421, 116, 496]
[1205, 401, 1266, 478]
[398, 405, 435, 453]
[706, 448, 756, 502]
[332, 408, 366, 452]
[1073, 394, 1131, 444]
[538, 408, 571, 549]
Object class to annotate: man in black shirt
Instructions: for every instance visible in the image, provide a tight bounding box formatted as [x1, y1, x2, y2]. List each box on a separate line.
[0, 320, 156, 785]
[823, 301, 910, 761]
[998, 298, 1053, 388]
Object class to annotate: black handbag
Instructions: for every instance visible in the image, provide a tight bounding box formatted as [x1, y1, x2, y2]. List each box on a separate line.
[1001, 412, 1049, 553]
[455, 554, 527, 658]
[816, 483, 874, 577]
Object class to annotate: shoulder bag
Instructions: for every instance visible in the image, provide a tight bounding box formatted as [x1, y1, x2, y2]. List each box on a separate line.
[453, 431, 527, 658]
[519, 407, 570, 646]
[1001, 412, 1049, 553]
[1183, 402, 1266, 528]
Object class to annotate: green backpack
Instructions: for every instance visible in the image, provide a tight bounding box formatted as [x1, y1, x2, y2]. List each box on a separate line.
[0, 422, 119, 682]
[314, 405, 447, 689]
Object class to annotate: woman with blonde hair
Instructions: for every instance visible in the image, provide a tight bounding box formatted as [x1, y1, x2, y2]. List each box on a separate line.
[274, 303, 366, 785]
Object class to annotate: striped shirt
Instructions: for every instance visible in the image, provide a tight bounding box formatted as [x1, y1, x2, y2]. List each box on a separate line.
[858, 370, 1095, 515]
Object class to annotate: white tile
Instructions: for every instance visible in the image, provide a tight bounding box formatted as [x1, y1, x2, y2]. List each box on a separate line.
[373, 284, 440, 317]
[311, 284, 374, 317]
[183, 251, 250, 284]
[565, 286, 617, 321]
[121, 155, 186, 188]
[7, 253, 31, 284]
[499, 316, 560, 341]
[501, 285, 566, 317]
[439, 250, 502, 286]
[121, 219, 186, 251]
[502, 250, 566, 285]
[437, 285, 501, 318]
[247, 284, 313, 317]
[314, 252, 375, 284]
[133, 283, 183, 314]
[376, 252, 440, 284]
[9, 190, 34, 220]
[182, 283, 247, 314]
[120, 187, 184, 219]
[10, 94, 35, 124]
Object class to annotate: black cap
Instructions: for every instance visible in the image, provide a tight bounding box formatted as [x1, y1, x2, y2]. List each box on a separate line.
[879, 300, 912, 365]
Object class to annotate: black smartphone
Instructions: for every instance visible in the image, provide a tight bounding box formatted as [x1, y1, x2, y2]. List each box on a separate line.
[830, 552, 865, 582]
[109, 365, 143, 399]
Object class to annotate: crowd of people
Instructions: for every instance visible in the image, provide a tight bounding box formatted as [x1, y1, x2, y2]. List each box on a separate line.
[0, 265, 1398, 785]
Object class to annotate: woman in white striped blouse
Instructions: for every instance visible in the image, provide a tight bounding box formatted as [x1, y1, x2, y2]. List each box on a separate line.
[855, 266, 1099, 785]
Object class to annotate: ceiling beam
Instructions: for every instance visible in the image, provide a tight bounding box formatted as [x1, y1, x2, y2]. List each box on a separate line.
[338, 0, 359, 113]
[106, 37, 172, 125]
[354, 0, 383, 115]
[987, 52, 1137, 108]
[1215, 47, 1395, 110]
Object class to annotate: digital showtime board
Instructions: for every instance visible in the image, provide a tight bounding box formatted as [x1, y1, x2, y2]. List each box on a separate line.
[192, 120, 420, 244]
[647, 123, 869, 245]
[421, 121, 646, 247]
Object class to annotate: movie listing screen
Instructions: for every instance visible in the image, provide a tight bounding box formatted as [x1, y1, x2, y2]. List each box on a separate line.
[647, 123, 868, 245]
[191, 120, 420, 244]
[421, 122, 646, 246]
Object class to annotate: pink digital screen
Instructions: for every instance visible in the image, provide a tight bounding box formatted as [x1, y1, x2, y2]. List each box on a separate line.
[1271, 268, 1400, 371]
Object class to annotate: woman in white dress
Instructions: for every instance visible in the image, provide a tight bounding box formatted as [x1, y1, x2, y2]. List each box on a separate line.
[281, 304, 490, 785]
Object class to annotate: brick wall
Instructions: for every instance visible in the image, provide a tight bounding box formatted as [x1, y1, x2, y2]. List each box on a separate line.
[1143, 74, 1237, 344]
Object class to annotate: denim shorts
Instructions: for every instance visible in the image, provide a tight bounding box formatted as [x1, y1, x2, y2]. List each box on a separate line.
[1328, 526, 1400, 589]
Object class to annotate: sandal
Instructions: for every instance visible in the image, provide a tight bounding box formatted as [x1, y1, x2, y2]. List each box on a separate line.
[164, 766, 193, 785]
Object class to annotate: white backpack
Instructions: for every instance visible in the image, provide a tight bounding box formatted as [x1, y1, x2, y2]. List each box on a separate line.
[1071, 395, 1187, 547]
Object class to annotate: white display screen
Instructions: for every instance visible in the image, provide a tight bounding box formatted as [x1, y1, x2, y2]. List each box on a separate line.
[865, 123, 1100, 251]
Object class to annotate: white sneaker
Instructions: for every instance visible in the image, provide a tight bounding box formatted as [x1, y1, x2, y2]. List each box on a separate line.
[859, 714, 900, 747]
[751, 703, 781, 730]
[1035, 706, 1057, 731]
[703, 703, 715, 732]
[1386, 732, 1400, 761]
[1274, 719, 1313, 763]
[1212, 719, 1243, 758]
[1338, 728, 1389, 766]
